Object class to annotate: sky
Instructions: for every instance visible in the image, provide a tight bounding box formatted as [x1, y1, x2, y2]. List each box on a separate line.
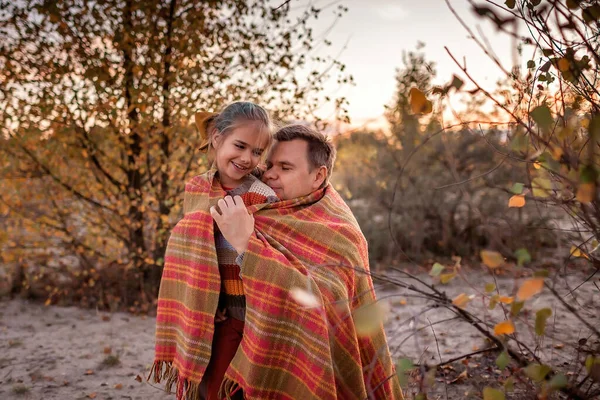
[298, 0, 523, 128]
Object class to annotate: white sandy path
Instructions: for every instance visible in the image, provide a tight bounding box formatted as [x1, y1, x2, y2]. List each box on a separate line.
[0, 267, 598, 399]
[0, 299, 172, 400]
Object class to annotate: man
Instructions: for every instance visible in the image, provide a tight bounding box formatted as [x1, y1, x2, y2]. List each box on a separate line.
[211, 124, 403, 399]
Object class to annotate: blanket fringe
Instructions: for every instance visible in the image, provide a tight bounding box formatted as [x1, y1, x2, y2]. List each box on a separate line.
[219, 377, 240, 400]
[148, 361, 202, 400]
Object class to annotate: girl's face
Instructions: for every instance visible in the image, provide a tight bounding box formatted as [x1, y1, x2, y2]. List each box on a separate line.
[212, 123, 269, 188]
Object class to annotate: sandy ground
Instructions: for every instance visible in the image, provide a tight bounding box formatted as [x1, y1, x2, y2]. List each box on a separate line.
[0, 300, 171, 400]
[1, 266, 598, 399]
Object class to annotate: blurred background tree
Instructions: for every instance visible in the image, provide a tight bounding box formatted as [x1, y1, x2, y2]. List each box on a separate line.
[0, 0, 350, 308]
[333, 45, 557, 266]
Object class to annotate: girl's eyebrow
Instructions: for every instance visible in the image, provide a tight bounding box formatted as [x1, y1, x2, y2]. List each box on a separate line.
[234, 139, 264, 151]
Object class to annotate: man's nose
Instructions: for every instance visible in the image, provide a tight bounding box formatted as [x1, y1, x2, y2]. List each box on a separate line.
[263, 168, 276, 180]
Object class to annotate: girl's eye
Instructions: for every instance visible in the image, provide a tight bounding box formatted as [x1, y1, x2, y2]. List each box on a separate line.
[252, 150, 263, 157]
[235, 144, 244, 149]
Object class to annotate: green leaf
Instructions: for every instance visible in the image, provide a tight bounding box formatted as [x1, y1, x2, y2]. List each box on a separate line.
[530, 105, 554, 131]
[489, 296, 498, 310]
[483, 387, 505, 400]
[505, 0, 516, 9]
[514, 248, 531, 266]
[535, 308, 552, 335]
[585, 355, 594, 373]
[510, 182, 525, 194]
[397, 358, 414, 372]
[485, 283, 496, 293]
[510, 301, 525, 316]
[396, 358, 414, 387]
[579, 164, 597, 184]
[430, 262, 444, 277]
[496, 351, 510, 370]
[524, 363, 552, 382]
[538, 151, 561, 173]
[504, 377, 515, 392]
[510, 131, 529, 152]
[549, 373, 568, 390]
[526, 60, 535, 69]
[450, 75, 464, 91]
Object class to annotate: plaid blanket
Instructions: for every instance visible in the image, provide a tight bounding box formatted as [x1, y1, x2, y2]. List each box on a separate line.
[151, 171, 403, 399]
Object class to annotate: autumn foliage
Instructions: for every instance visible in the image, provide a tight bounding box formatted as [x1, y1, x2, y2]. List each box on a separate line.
[0, 0, 349, 308]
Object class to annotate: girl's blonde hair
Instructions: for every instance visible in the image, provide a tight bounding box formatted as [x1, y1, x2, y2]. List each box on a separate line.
[208, 101, 273, 157]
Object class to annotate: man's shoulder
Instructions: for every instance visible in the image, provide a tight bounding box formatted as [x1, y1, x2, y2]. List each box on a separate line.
[320, 185, 365, 232]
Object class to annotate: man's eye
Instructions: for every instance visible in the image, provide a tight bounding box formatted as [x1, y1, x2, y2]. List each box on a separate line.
[235, 144, 244, 149]
[282, 167, 291, 171]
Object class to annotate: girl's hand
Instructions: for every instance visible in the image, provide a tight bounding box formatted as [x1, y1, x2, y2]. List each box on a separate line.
[210, 195, 254, 255]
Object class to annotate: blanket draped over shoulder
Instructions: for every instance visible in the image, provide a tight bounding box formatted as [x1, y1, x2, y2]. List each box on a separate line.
[151, 171, 403, 400]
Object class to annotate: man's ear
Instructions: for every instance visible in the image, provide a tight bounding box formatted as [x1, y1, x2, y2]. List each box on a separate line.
[312, 166, 327, 190]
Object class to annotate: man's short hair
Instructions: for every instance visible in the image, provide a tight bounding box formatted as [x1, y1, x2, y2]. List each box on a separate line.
[274, 124, 336, 187]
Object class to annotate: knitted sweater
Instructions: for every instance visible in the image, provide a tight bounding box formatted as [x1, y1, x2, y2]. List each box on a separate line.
[215, 174, 278, 321]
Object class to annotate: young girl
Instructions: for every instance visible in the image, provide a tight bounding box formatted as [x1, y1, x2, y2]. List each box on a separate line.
[151, 102, 278, 400]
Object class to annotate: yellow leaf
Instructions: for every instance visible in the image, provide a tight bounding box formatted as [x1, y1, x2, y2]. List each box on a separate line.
[114, 383, 123, 389]
[494, 320, 515, 335]
[498, 296, 514, 304]
[576, 182, 595, 203]
[516, 278, 544, 301]
[481, 250, 504, 268]
[508, 195, 525, 208]
[551, 146, 564, 160]
[440, 272, 457, 284]
[558, 58, 570, 72]
[409, 87, 433, 114]
[570, 245, 589, 259]
[581, 118, 590, 129]
[532, 177, 552, 197]
[88, 393, 97, 399]
[352, 301, 390, 337]
[44, 298, 52, 306]
[483, 387, 506, 400]
[452, 293, 473, 308]
[533, 161, 542, 169]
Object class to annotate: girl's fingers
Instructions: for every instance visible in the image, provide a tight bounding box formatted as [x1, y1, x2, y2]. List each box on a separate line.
[209, 206, 221, 221]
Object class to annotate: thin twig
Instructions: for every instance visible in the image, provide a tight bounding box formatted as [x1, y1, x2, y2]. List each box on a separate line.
[427, 317, 448, 400]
